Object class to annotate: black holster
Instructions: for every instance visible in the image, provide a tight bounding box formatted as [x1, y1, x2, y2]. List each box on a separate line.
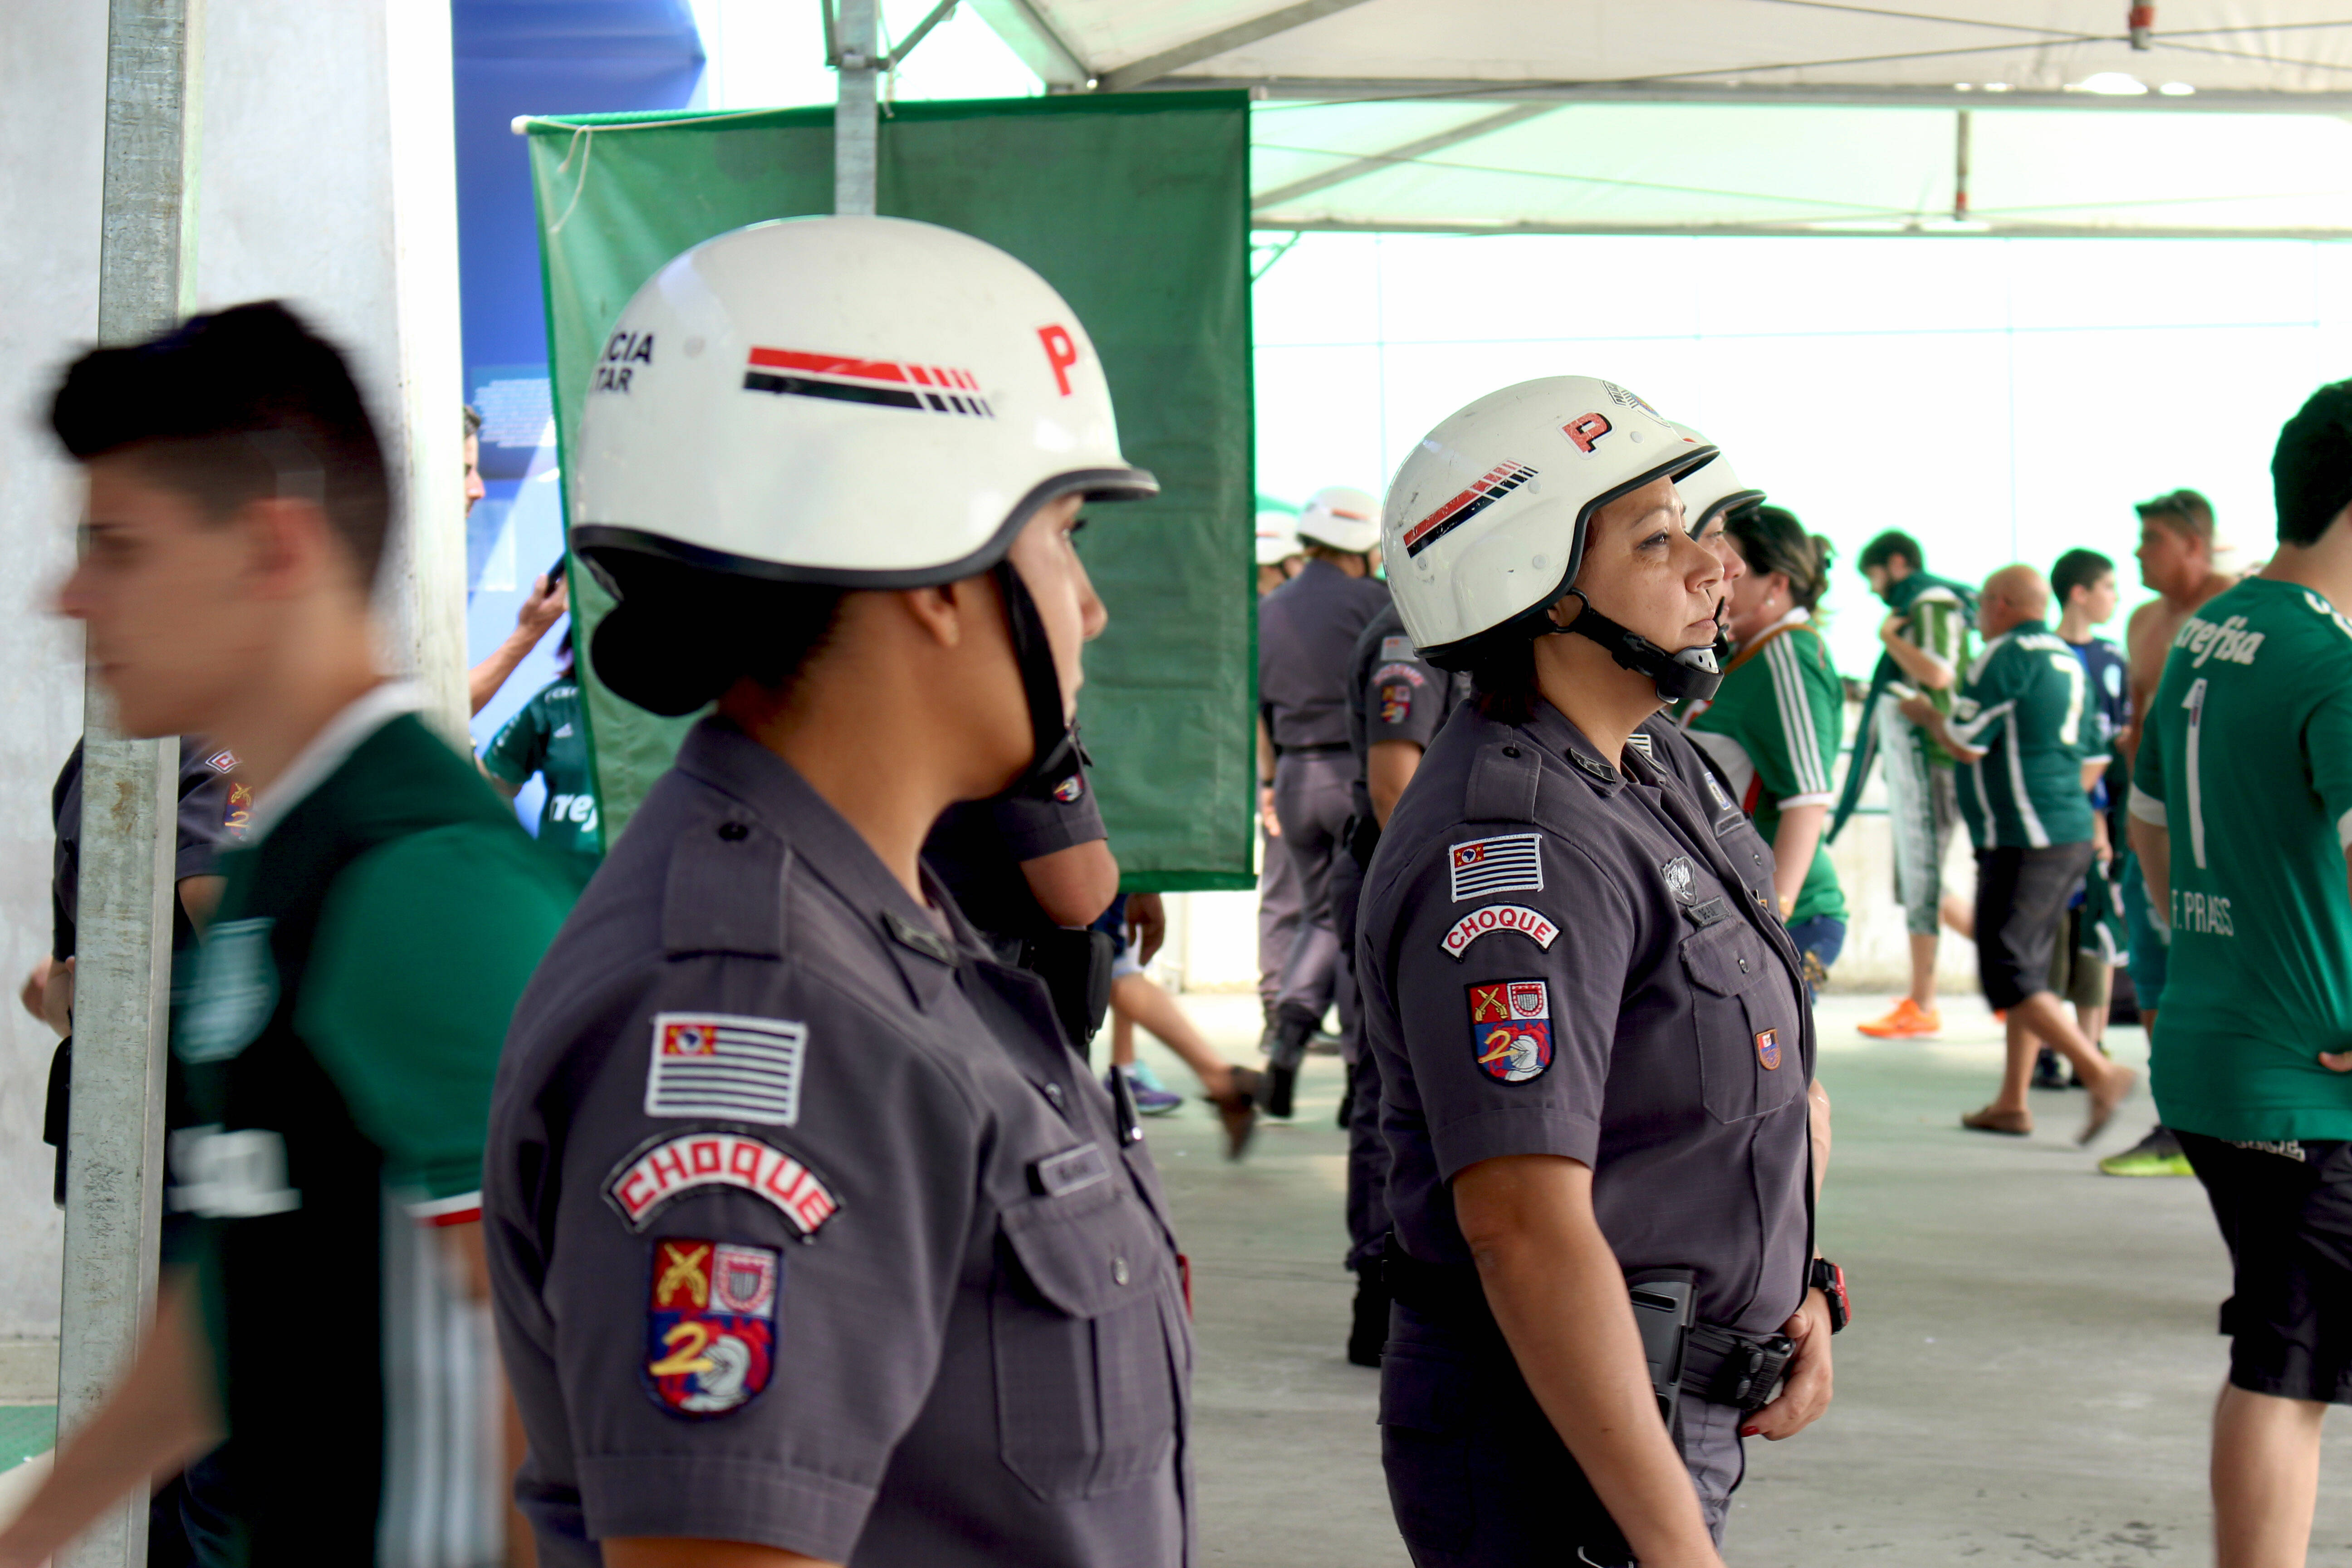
[1019, 927, 1116, 1054]
[1342, 812, 1382, 869]
[1381, 1235, 1793, 1414]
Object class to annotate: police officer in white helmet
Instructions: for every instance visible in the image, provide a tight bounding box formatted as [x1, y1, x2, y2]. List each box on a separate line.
[1357, 379, 1842, 1566]
[482, 217, 1192, 1568]
[1258, 484, 1391, 1113]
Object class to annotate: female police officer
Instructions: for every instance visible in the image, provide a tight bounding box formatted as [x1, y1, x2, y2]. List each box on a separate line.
[1359, 378, 1840, 1568]
[482, 217, 1191, 1568]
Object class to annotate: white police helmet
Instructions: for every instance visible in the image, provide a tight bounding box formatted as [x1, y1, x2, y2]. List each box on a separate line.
[573, 216, 1154, 789]
[1672, 426, 1765, 534]
[1381, 377, 1714, 668]
[571, 215, 1154, 588]
[1255, 508, 1302, 566]
[1296, 485, 1382, 554]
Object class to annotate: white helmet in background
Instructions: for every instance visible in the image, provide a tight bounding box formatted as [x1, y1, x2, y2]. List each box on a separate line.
[1297, 485, 1381, 554]
[573, 215, 1153, 585]
[1672, 426, 1765, 534]
[573, 216, 1155, 789]
[1255, 508, 1302, 566]
[1382, 377, 1714, 670]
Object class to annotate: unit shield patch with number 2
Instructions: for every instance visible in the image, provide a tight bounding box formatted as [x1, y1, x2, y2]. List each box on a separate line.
[1469, 980, 1552, 1083]
[645, 1238, 780, 1418]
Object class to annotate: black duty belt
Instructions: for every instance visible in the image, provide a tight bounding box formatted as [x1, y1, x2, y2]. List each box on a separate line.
[1383, 1240, 1794, 1415]
[1275, 741, 1353, 758]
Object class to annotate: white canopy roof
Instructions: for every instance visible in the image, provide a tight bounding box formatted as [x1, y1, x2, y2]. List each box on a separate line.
[968, 1, 2352, 235]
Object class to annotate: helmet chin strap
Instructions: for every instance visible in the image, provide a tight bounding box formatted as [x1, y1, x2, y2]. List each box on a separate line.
[1548, 588, 1727, 707]
[990, 561, 1088, 799]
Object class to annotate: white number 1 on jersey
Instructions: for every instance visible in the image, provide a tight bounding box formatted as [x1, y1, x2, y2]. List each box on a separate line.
[2183, 676, 2210, 870]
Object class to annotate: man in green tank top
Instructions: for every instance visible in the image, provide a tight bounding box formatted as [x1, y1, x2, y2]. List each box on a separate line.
[2129, 382, 2352, 1566]
[0, 304, 575, 1567]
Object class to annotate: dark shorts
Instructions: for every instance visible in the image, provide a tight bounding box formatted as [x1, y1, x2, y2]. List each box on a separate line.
[2178, 1130, 2352, 1405]
[1972, 843, 2094, 1011]
[1380, 1303, 1744, 1566]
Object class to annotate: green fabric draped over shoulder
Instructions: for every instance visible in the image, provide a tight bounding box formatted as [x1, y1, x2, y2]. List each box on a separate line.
[525, 93, 1256, 889]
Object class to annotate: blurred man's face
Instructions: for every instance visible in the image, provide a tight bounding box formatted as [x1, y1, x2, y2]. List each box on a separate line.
[2136, 516, 2206, 597]
[1862, 563, 1892, 599]
[463, 434, 485, 516]
[57, 457, 271, 739]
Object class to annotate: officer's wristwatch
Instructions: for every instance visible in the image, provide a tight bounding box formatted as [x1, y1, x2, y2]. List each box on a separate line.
[1809, 1257, 1849, 1333]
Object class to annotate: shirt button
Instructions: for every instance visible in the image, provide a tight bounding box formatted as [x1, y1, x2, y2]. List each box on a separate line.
[718, 821, 749, 842]
[1043, 1083, 1066, 1107]
[1112, 1256, 1131, 1286]
[1738, 956, 1749, 973]
[1501, 746, 1521, 758]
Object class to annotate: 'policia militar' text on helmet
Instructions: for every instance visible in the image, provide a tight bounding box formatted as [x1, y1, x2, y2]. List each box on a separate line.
[573, 216, 1156, 791]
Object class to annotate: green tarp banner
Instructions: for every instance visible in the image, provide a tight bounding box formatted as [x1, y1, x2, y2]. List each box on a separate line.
[526, 93, 1255, 890]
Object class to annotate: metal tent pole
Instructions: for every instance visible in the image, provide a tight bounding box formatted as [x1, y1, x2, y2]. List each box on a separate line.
[835, 0, 878, 215]
[59, 3, 204, 1565]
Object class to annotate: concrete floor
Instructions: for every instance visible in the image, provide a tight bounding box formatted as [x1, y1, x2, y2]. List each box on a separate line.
[1131, 990, 2352, 1567]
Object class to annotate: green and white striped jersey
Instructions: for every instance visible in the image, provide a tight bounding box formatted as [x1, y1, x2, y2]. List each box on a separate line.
[1688, 612, 1847, 923]
[1949, 619, 2096, 848]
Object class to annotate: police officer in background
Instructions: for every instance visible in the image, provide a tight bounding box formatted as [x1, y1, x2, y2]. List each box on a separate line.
[1333, 603, 1471, 1365]
[1359, 378, 1841, 1567]
[484, 218, 1192, 1568]
[1258, 485, 1392, 1115]
[1255, 509, 1306, 1022]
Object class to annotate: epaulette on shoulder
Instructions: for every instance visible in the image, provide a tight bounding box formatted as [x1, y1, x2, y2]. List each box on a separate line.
[1463, 733, 1543, 823]
[662, 810, 786, 959]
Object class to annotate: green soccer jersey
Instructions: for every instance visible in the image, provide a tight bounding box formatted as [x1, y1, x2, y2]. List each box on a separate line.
[1688, 613, 1848, 923]
[482, 677, 602, 872]
[2131, 578, 2352, 1141]
[172, 689, 578, 1560]
[1948, 619, 2096, 849]
[1890, 578, 1972, 767]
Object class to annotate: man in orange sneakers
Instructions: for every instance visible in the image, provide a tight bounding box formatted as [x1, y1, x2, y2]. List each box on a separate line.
[1834, 530, 1977, 1039]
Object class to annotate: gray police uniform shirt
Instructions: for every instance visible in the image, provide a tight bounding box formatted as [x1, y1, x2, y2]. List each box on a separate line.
[1345, 608, 1472, 822]
[485, 720, 1193, 1568]
[1260, 558, 1395, 750]
[1357, 698, 1814, 1338]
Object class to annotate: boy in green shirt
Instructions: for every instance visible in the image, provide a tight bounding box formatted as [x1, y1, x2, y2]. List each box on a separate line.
[2129, 382, 2352, 1566]
[0, 304, 575, 1565]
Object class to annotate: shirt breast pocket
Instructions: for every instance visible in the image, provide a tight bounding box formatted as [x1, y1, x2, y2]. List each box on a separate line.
[992, 1180, 1180, 1501]
[1680, 921, 1805, 1124]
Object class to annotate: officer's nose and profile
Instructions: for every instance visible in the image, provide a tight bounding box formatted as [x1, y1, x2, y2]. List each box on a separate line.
[1358, 378, 1840, 1568]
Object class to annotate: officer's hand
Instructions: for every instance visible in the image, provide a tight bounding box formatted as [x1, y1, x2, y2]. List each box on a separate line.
[18, 956, 48, 1027]
[22, 956, 74, 1039]
[1743, 1288, 1833, 1441]
[1259, 783, 1281, 838]
[1125, 891, 1167, 966]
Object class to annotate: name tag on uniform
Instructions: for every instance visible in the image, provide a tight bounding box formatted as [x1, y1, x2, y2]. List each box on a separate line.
[1029, 1142, 1111, 1198]
[1684, 897, 1727, 928]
